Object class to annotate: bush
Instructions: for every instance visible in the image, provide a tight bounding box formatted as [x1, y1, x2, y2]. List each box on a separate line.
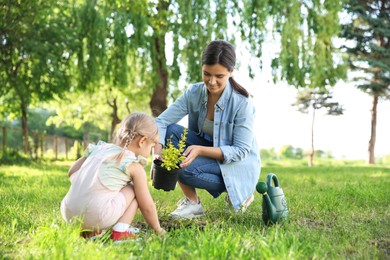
[0, 150, 32, 165]
[377, 154, 390, 165]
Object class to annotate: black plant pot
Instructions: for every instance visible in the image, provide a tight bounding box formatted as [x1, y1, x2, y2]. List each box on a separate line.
[152, 159, 181, 191]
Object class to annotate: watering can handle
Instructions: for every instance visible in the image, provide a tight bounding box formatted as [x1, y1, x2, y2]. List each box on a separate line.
[266, 173, 279, 188]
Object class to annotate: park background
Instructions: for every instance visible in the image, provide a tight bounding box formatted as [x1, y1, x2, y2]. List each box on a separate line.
[1, 0, 389, 259]
[1, 0, 389, 165]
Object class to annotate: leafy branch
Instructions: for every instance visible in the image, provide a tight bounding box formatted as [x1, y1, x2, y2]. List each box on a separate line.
[161, 128, 188, 171]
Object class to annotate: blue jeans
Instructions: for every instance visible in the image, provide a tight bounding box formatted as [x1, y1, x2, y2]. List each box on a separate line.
[165, 124, 226, 198]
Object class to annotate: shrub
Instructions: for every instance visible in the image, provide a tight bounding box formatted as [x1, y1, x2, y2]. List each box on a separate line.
[161, 128, 188, 171]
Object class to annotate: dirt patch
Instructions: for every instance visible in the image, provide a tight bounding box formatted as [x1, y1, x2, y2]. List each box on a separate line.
[370, 238, 390, 257]
[297, 217, 329, 228]
[134, 217, 207, 232]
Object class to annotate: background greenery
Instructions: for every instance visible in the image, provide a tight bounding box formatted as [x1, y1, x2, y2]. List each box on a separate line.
[0, 160, 388, 259]
[1, 0, 388, 164]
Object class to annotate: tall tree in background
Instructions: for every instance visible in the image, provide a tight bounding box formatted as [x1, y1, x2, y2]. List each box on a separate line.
[1, 0, 354, 156]
[143, 0, 238, 116]
[140, 0, 348, 116]
[48, 1, 151, 141]
[341, 0, 390, 164]
[0, 0, 76, 153]
[239, 0, 346, 166]
[292, 89, 343, 166]
[239, 0, 346, 88]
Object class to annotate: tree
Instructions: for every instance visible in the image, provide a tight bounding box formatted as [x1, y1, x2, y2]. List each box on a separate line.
[238, 0, 346, 89]
[292, 89, 343, 166]
[279, 145, 296, 159]
[73, 0, 220, 117]
[1, 0, 353, 156]
[0, 0, 77, 153]
[340, 0, 390, 164]
[260, 148, 278, 160]
[279, 145, 304, 159]
[141, 0, 239, 116]
[42, 0, 151, 139]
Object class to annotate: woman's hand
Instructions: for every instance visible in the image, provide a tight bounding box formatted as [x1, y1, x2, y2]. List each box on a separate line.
[156, 227, 167, 236]
[180, 146, 224, 168]
[180, 145, 203, 168]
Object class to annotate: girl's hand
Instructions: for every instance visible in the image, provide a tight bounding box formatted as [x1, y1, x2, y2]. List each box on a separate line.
[180, 145, 202, 168]
[149, 166, 155, 180]
[156, 227, 166, 236]
[150, 144, 163, 180]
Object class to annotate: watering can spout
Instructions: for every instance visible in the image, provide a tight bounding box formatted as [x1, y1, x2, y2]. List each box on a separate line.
[256, 173, 289, 225]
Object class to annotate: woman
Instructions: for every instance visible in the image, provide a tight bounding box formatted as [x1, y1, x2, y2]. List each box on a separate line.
[152, 40, 261, 219]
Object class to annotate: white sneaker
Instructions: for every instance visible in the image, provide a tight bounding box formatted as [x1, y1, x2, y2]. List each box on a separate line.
[169, 197, 205, 219]
[240, 194, 254, 212]
[225, 194, 254, 213]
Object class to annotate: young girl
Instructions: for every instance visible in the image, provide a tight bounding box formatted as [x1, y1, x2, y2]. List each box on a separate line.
[61, 112, 165, 241]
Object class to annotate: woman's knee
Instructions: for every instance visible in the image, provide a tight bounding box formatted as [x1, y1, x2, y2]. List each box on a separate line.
[178, 168, 195, 185]
[166, 124, 185, 144]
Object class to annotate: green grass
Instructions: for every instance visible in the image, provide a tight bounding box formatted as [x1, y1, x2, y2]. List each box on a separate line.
[0, 160, 389, 259]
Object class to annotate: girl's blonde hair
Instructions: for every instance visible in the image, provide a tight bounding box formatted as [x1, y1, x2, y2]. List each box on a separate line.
[112, 112, 159, 164]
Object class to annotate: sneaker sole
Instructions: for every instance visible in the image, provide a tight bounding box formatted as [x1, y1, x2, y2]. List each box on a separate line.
[169, 212, 205, 219]
[113, 238, 141, 244]
[240, 195, 254, 212]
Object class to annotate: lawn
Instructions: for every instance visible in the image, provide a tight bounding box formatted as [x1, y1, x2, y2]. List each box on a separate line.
[0, 160, 389, 259]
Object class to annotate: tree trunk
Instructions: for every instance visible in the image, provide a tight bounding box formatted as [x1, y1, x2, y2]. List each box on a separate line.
[149, 0, 169, 117]
[308, 107, 316, 167]
[40, 133, 44, 159]
[21, 102, 29, 154]
[108, 97, 121, 142]
[55, 136, 58, 160]
[2, 127, 6, 153]
[368, 95, 378, 164]
[65, 138, 69, 160]
[149, 35, 168, 117]
[32, 131, 39, 160]
[76, 140, 82, 159]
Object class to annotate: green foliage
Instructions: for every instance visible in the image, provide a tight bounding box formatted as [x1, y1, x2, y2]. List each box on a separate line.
[238, 0, 347, 86]
[0, 0, 79, 151]
[0, 162, 389, 258]
[161, 128, 188, 171]
[377, 154, 390, 165]
[315, 149, 334, 159]
[293, 88, 344, 115]
[0, 0, 77, 112]
[261, 146, 335, 162]
[341, 0, 390, 99]
[279, 145, 304, 160]
[0, 150, 31, 165]
[260, 148, 278, 160]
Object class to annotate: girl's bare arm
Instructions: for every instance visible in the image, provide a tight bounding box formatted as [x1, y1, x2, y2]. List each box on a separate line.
[68, 156, 86, 177]
[129, 163, 164, 235]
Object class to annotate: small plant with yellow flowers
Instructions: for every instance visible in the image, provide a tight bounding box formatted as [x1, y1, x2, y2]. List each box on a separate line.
[161, 127, 188, 171]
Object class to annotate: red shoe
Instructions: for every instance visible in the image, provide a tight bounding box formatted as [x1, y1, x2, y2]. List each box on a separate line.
[110, 230, 139, 241]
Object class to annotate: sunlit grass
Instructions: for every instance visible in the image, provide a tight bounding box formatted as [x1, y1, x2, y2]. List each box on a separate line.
[0, 161, 389, 259]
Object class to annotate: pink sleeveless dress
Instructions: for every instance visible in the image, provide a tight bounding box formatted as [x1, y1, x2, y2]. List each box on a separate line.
[60, 141, 146, 229]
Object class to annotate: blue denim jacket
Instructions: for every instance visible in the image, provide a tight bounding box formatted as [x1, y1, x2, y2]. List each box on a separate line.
[156, 81, 261, 209]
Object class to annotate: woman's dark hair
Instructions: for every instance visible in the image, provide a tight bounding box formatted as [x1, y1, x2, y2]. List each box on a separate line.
[202, 40, 249, 98]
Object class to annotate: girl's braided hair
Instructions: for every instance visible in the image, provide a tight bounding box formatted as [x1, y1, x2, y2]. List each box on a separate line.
[112, 112, 159, 164]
